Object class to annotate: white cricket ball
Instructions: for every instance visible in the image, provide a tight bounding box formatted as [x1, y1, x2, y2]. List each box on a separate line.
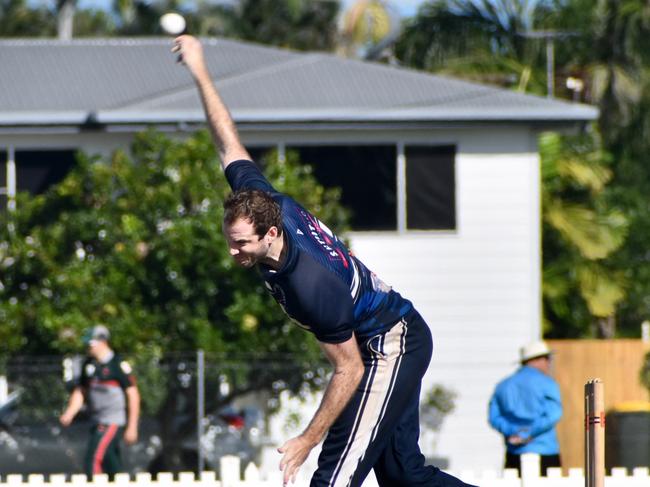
[160, 12, 186, 35]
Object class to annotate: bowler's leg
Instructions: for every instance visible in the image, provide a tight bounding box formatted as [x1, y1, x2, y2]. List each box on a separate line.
[311, 315, 426, 487]
[372, 396, 476, 486]
[372, 391, 437, 485]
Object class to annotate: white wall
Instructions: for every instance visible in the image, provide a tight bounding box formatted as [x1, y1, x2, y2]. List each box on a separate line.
[348, 129, 542, 472]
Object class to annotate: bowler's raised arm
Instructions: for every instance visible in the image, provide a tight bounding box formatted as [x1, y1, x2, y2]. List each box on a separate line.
[173, 35, 250, 169]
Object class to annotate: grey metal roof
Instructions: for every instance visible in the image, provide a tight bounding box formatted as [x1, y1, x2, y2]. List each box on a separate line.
[0, 37, 597, 127]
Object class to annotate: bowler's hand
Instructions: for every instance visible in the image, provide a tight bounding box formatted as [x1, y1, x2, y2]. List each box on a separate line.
[278, 435, 315, 485]
[124, 425, 138, 445]
[172, 35, 207, 77]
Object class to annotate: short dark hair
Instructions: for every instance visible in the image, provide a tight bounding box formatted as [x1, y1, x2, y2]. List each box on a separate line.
[223, 189, 283, 238]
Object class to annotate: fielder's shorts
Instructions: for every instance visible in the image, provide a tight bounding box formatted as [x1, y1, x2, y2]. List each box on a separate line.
[311, 309, 477, 487]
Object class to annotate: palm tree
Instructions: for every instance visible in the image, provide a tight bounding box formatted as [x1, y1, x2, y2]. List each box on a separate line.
[394, 1, 635, 337]
[197, 0, 340, 52]
[545, 0, 650, 139]
[337, 0, 401, 61]
[551, 0, 650, 337]
[540, 131, 628, 337]
[0, 0, 57, 36]
[395, 0, 551, 93]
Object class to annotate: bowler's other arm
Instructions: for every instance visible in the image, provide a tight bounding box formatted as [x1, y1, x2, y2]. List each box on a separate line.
[278, 336, 365, 485]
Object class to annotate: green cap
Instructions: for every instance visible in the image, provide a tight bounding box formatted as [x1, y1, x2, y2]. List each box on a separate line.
[82, 325, 110, 345]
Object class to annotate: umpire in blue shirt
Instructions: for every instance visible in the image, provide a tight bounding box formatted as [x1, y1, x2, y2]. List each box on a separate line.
[488, 341, 563, 476]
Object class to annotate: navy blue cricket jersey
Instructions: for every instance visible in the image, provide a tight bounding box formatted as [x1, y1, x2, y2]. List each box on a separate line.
[225, 160, 413, 344]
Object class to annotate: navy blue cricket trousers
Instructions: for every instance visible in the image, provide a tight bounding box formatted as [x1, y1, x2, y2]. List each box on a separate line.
[311, 310, 477, 487]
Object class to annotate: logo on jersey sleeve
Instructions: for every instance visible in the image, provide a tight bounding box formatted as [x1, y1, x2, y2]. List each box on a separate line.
[300, 211, 349, 268]
[85, 364, 96, 377]
[370, 272, 392, 293]
[120, 361, 133, 374]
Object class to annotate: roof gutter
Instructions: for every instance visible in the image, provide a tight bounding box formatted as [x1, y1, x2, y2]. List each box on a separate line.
[0, 105, 599, 133]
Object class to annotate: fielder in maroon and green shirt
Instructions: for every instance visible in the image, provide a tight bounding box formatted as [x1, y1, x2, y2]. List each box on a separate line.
[60, 325, 140, 478]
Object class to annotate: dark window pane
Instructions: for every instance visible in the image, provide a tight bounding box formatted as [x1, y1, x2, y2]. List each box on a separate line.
[247, 146, 275, 166]
[405, 145, 456, 230]
[0, 151, 6, 211]
[0, 151, 6, 188]
[290, 145, 397, 231]
[16, 150, 76, 194]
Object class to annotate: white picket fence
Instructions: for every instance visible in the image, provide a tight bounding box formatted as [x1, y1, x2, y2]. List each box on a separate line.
[1, 454, 649, 487]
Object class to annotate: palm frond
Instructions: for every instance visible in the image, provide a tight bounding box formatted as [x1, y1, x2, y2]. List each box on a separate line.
[556, 157, 612, 193]
[577, 264, 627, 317]
[545, 201, 628, 259]
[542, 261, 572, 300]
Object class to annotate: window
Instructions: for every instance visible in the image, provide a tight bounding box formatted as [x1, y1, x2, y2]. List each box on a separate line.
[15, 150, 76, 194]
[290, 145, 397, 231]
[405, 145, 456, 230]
[246, 146, 275, 165]
[0, 151, 6, 209]
[0, 149, 76, 210]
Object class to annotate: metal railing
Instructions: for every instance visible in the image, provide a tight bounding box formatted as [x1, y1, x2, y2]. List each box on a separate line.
[0, 353, 328, 477]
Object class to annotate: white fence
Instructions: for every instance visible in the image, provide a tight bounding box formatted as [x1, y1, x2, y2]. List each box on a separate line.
[1, 455, 649, 487]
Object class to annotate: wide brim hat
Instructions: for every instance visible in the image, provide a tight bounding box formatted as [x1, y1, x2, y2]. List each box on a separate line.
[520, 340, 552, 363]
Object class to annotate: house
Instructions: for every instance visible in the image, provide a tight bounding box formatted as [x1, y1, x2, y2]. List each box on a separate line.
[0, 37, 597, 472]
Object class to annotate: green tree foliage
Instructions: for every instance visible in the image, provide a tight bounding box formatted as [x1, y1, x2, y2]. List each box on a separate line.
[544, 0, 650, 141]
[0, 0, 116, 37]
[337, 0, 399, 59]
[0, 129, 348, 363]
[0, 130, 352, 469]
[0, 0, 57, 36]
[548, 0, 650, 335]
[604, 77, 650, 336]
[394, 0, 551, 93]
[639, 347, 650, 393]
[589, 1, 650, 335]
[395, 1, 649, 338]
[201, 0, 341, 51]
[540, 131, 628, 337]
[1, 0, 341, 52]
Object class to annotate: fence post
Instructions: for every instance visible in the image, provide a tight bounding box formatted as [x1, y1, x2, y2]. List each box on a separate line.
[521, 452, 540, 487]
[244, 463, 261, 481]
[585, 379, 605, 487]
[0, 375, 7, 404]
[197, 349, 205, 474]
[220, 455, 241, 487]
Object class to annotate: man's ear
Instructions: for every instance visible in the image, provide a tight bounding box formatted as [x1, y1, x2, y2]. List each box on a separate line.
[266, 226, 279, 241]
